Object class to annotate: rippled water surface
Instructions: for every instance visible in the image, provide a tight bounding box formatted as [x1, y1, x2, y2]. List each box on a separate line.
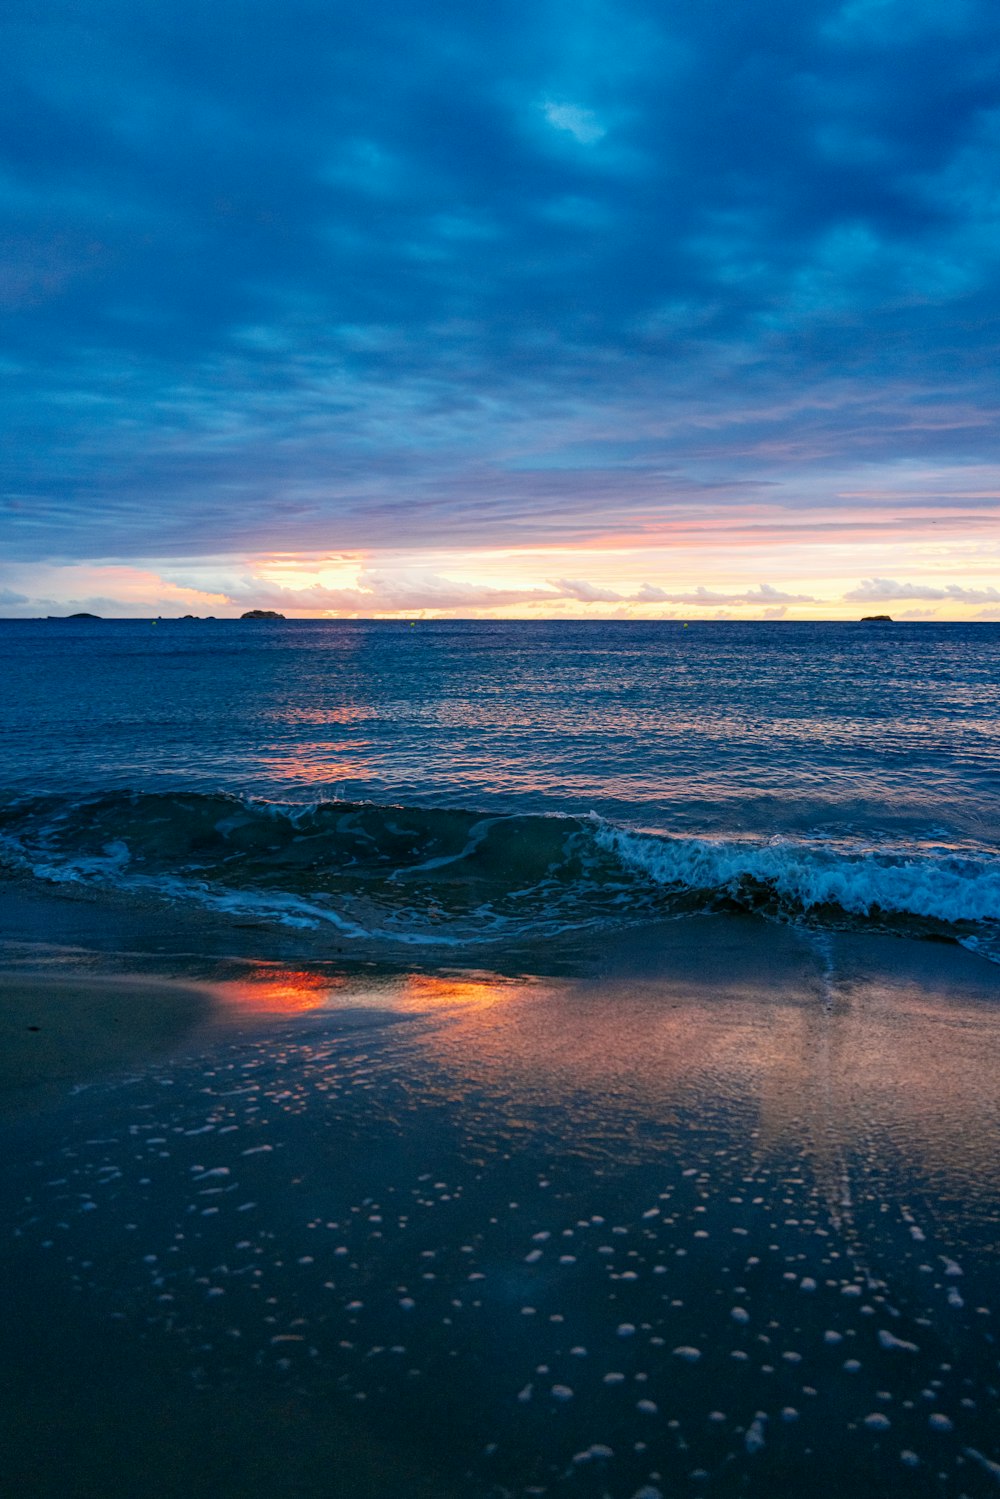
[0, 618, 996, 828]
[1, 620, 998, 956]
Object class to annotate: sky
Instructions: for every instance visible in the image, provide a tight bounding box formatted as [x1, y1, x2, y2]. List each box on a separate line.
[2, 0, 999, 619]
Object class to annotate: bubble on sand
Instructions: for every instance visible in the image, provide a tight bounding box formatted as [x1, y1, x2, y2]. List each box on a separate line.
[745, 1415, 767, 1454]
[878, 1329, 919, 1353]
[965, 1448, 1000, 1481]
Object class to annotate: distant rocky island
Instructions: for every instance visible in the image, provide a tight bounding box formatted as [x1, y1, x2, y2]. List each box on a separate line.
[240, 609, 286, 620]
[860, 614, 893, 622]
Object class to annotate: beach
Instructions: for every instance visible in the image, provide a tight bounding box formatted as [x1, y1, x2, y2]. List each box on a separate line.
[5, 0, 1000, 1478]
[1, 617, 998, 1495]
[2, 876, 999, 1497]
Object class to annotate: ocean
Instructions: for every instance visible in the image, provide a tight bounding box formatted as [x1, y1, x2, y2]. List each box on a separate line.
[1, 618, 1000, 1499]
[1, 617, 999, 960]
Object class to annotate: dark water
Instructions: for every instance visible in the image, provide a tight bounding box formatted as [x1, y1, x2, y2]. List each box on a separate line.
[1, 619, 998, 958]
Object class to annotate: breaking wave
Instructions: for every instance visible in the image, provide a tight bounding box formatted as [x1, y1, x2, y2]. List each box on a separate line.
[1, 790, 998, 958]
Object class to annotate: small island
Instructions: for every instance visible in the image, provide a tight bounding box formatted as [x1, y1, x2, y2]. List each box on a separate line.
[67, 612, 101, 619]
[240, 609, 286, 620]
[860, 614, 893, 622]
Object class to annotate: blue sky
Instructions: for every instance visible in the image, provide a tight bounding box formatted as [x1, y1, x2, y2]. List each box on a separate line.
[2, 0, 999, 615]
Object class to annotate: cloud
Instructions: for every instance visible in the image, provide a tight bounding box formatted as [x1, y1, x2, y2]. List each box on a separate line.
[541, 102, 607, 145]
[223, 571, 817, 615]
[635, 583, 814, 606]
[742, 584, 815, 604]
[845, 577, 1000, 603]
[550, 577, 624, 603]
[220, 570, 823, 615]
[227, 569, 561, 614]
[0, 589, 28, 606]
[1, 0, 1000, 571]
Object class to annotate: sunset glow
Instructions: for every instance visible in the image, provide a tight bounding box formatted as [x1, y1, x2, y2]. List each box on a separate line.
[3, 1, 999, 616]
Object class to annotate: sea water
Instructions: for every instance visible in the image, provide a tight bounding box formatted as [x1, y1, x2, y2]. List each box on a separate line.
[0, 618, 998, 959]
[1, 618, 1000, 1498]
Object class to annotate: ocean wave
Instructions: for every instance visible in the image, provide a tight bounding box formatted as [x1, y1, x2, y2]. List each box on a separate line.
[1, 789, 998, 956]
[595, 823, 1000, 926]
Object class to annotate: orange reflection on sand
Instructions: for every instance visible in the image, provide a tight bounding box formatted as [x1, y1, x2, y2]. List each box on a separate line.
[212, 966, 519, 1019]
[393, 973, 519, 1013]
[215, 965, 349, 1013]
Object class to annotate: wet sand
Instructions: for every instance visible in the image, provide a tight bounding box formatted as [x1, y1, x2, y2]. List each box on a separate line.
[1, 885, 999, 1497]
[0, 974, 213, 1112]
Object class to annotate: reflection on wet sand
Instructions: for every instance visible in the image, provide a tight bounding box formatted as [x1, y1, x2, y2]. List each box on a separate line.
[2, 917, 999, 1498]
[336, 928, 1000, 1212]
[206, 921, 1000, 1215]
[213, 963, 349, 1014]
[217, 923, 1000, 1241]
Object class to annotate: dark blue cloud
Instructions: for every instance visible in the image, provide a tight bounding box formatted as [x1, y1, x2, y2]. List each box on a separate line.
[1, 0, 999, 559]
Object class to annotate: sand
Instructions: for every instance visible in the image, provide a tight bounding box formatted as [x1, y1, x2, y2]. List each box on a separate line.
[1, 880, 1000, 1496]
[0, 973, 212, 1111]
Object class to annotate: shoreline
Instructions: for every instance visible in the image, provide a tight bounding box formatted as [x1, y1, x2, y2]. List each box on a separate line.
[3, 870, 998, 1120]
[2, 878, 1000, 1495]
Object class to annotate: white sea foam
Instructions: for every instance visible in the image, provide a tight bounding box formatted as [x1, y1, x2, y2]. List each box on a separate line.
[4, 790, 999, 954]
[596, 822, 1000, 926]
